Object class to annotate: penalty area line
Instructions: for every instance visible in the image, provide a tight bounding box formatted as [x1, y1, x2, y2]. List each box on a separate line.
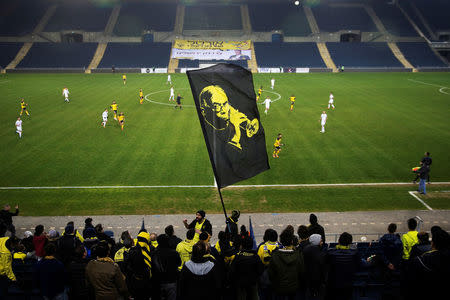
[1, 182, 449, 190]
[408, 191, 433, 211]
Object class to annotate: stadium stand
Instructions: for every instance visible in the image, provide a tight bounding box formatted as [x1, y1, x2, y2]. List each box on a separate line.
[397, 42, 449, 68]
[0, 0, 48, 36]
[0, 43, 22, 68]
[113, 2, 176, 36]
[311, 5, 378, 32]
[326, 42, 403, 68]
[248, 3, 311, 36]
[17, 43, 97, 68]
[98, 43, 171, 68]
[183, 4, 242, 30]
[254, 42, 326, 68]
[44, 3, 111, 32]
[372, 2, 418, 37]
[412, 0, 450, 33]
[178, 59, 247, 69]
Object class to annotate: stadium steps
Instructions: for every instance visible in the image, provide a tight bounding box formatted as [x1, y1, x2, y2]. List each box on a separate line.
[33, 4, 57, 34]
[316, 42, 337, 72]
[303, 5, 319, 34]
[104, 4, 121, 36]
[364, 4, 387, 33]
[248, 42, 258, 73]
[396, 2, 430, 41]
[240, 4, 252, 34]
[174, 4, 185, 35]
[86, 43, 107, 73]
[6, 43, 33, 70]
[409, 2, 438, 41]
[168, 57, 179, 73]
[387, 42, 416, 71]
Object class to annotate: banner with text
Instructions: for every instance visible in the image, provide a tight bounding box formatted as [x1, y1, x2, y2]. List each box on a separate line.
[172, 40, 252, 60]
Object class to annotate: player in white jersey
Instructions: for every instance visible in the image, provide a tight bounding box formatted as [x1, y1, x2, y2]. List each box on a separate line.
[328, 92, 335, 109]
[169, 86, 175, 101]
[319, 111, 327, 133]
[63, 87, 70, 103]
[167, 74, 172, 85]
[271, 78, 275, 90]
[263, 96, 272, 115]
[15, 117, 22, 138]
[101, 109, 108, 128]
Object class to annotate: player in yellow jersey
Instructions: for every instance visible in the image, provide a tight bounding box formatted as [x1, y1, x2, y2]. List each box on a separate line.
[110, 101, 118, 120]
[19, 98, 30, 116]
[122, 74, 127, 85]
[118, 112, 125, 131]
[139, 89, 144, 104]
[289, 94, 295, 111]
[273, 133, 283, 158]
[257, 86, 262, 101]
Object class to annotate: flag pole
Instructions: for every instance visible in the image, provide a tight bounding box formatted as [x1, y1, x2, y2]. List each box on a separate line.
[216, 186, 231, 233]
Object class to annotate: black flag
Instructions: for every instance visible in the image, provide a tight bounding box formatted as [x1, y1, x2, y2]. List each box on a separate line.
[187, 63, 270, 189]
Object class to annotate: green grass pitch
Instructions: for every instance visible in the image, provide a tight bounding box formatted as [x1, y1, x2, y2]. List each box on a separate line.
[0, 72, 449, 215]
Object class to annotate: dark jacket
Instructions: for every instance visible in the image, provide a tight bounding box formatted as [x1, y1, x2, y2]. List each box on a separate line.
[308, 223, 326, 244]
[326, 246, 360, 288]
[268, 248, 305, 295]
[56, 234, 82, 266]
[379, 233, 403, 269]
[167, 235, 182, 250]
[421, 156, 432, 166]
[178, 259, 222, 300]
[303, 244, 327, 295]
[418, 165, 429, 179]
[0, 208, 19, 226]
[410, 242, 432, 260]
[67, 257, 90, 299]
[34, 257, 66, 298]
[187, 218, 212, 236]
[152, 246, 182, 283]
[229, 250, 264, 288]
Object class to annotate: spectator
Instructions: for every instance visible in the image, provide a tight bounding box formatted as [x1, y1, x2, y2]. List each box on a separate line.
[165, 225, 182, 249]
[67, 244, 90, 300]
[114, 231, 134, 274]
[325, 232, 360, 300]
[33, 225, 47, 260]
[268, 227, 305, 298]
[34, 242, 67, 300]
[214, 231, 235, 265]
[303, 234, 327, 300]
[21, 231, 35, 254]
[0, 204, 19, 237]
[95, 224, 115, 249]
[0, 236, 20, 296]
[229, 234, 264, 300]
[176, 228, 196, 271]
[152, 234, 182, 300]
[225, 210, 240, 242]
[297, 225, 310, 252]
[378, 223, 403, 271]
[182, 210, 212, 242]
[403, 228, 450, 299]
[178, 241, 222, 299]
[307, 214, 326, 243]
[149, 232, 158, 250]
[409, 231, 432, 260]
[401, 218, 418, 260]
[56, 224, 82, 266]
[86, 241, 129, 300]
[63, 221, 84, 243]
[257, 229, 279, 300]
[124, 231, 152, 300]
[83, 226, 98, 259]
[82, 217, 94, 239]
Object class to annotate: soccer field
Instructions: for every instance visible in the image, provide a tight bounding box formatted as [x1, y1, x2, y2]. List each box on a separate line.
[1, 72, 449, 215]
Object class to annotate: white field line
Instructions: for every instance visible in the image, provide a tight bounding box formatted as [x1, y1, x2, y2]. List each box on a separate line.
[407, 79, 450, 95]
[408, 191, 433, 211]
[1, 182, 449, 190]
[0, 80, 10, 84]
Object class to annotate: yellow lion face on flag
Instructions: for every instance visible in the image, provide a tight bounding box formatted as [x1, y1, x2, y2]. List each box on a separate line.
[199, 85, 259, 150]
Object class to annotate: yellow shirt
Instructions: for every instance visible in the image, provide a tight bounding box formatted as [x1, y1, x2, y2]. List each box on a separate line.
[257, 241, 279, 266]
[274, 138, 281, 148]
[193, 220, 205, 242]
[290, 96, 295, 102]
[139, 91, 144, 98]
[258, 89, 262, 95]
[402, 230, 419, 260]
[21, 102, 26, 109]
[122, 75, 126, 80]
[111, 104, 118, 111]
[118, 115, 124, 122]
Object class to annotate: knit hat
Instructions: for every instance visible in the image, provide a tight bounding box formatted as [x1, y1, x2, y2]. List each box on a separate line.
[85, 217, 93, 225]
[24, 231, 33, 238]
[137, 231, 150, 243]
[65, 225, 74, 235]
[48, 229, 59, 239]
[231, 210, 240, 221]
[309, 234, 322, 246]
[197, 210, 206, 218]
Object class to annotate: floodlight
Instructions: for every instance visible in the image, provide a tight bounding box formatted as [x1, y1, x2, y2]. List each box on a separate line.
[294, 0, 300, 6]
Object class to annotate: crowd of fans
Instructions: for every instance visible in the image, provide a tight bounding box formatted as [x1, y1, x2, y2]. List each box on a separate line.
[0, 207, 449, 300]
